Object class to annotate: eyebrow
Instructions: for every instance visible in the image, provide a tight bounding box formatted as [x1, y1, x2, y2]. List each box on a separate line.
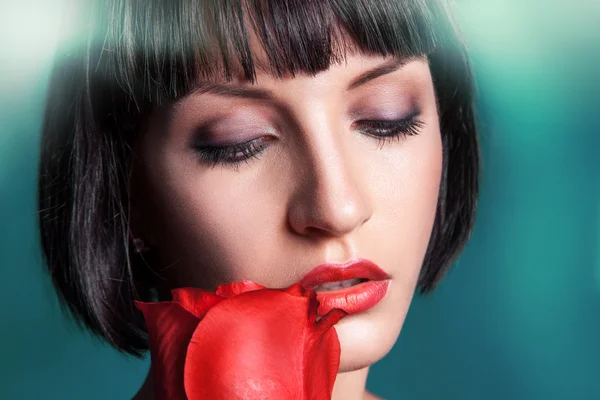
[191, 56, 414, 100]
[346, 56, 413, 90]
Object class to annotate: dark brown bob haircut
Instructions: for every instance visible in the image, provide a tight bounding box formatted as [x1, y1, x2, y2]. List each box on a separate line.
[38, 0, 479, 358]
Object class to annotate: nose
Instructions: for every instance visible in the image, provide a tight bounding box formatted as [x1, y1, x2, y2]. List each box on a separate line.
[287, 125, 373, 238]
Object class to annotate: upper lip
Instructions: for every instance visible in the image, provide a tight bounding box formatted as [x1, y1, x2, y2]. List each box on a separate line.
[299, 258, 391, 289]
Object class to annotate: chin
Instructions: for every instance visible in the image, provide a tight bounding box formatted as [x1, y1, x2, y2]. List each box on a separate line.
[334, 306, 405, 373]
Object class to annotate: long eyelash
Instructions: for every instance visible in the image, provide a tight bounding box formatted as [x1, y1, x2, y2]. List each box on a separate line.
[193, 138, 267, 171]
[359, 115, 425, 150]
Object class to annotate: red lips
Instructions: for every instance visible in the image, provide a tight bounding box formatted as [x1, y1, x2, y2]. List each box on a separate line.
[299, 258, 392, 317]
[299, 258, 391, 289]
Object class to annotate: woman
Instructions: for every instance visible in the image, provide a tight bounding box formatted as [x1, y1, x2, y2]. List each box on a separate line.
[38, 0, 479, 398]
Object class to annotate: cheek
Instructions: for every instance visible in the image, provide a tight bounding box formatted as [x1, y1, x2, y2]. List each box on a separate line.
[140, 154, 286, 289]
[369, 119, 442, 278]
[400, 125, 442, 242]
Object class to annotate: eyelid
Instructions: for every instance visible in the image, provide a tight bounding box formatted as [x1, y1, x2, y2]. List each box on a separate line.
[196, 136, 254, 148]
[354, 109, 421, 124]
[348, 85, 420, 119]
[191, 124, 277, 147]
[188, 108, 279, 140]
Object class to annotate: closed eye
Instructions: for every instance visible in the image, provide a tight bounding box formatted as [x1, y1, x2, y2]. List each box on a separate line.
[355, 112, 425, 149]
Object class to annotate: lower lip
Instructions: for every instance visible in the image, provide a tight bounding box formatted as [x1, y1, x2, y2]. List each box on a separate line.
[314, 279, 391, 317]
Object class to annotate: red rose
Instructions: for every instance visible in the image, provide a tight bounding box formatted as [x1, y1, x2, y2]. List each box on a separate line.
[135, 280, 348, 400]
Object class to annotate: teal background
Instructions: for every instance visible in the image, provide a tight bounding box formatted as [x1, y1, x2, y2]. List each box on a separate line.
[1, 0, 598, 399]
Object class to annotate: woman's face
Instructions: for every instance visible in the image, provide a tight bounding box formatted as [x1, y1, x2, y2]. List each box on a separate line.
[131, 50, 442, 372]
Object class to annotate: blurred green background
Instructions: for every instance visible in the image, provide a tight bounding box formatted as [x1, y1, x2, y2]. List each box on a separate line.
[0, 0, 598, 399]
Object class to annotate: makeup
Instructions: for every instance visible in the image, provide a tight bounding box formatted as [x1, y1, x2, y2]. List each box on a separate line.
[299, 258, 391, 316]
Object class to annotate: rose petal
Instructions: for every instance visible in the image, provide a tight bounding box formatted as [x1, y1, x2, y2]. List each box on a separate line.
[293, 287, 348, 397]
[171, 288, 225, 319]
[183, 288, 346, 400]
[308, 308, 348, 396]
[284, 283, 308, 297]
[215, 280, 267, 298]
[135, 301, 200, 400]
[305, 288, 319, 324]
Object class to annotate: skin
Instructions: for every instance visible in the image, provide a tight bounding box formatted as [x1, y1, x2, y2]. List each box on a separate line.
[130, 49, 442, 400]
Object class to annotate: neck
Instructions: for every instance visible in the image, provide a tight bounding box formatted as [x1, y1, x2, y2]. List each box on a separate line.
[133, 364, 380, 400]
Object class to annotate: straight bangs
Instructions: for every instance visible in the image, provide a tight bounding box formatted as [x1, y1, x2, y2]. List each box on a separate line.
[78, 0, 444, 109]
